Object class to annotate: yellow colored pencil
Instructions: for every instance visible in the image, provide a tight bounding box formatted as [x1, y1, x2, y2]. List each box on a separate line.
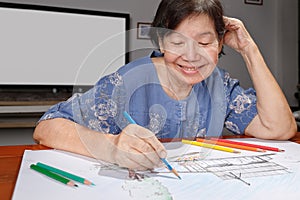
[182, 139, 241, 154]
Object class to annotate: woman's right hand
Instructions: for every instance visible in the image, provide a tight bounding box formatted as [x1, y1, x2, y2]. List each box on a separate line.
[109, 124, 167, 171]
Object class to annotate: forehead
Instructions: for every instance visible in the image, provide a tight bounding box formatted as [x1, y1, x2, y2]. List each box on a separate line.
[173, 14, 217, 38]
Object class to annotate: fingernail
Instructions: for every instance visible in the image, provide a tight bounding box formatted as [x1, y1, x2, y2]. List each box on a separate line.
[159, 150, 167, 158]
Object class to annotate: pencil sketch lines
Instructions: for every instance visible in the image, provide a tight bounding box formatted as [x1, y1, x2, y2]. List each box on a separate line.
[172, 153, 290, 180]
[227, 172, 251, 186]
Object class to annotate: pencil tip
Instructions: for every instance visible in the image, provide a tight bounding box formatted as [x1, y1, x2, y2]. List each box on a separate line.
[85, 180, 95, 186]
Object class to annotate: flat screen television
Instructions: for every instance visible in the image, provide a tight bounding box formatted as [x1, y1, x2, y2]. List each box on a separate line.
[0, 2, 129, 88]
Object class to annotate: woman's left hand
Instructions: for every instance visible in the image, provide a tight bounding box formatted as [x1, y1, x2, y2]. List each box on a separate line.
[223, 16, 255, 54]
[222, 18, 297, 140]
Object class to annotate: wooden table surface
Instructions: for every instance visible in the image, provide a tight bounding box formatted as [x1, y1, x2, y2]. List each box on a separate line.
[1, 132, 300, 200]
[0, 144, 50, 200]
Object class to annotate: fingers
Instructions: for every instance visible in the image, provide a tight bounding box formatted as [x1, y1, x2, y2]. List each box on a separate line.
[132, 125, 167, 158]
[115, 146, 160, 170]
[222, 16, 254, 53]
[223, 16, 241, 31]
[112, 124, 167, 170]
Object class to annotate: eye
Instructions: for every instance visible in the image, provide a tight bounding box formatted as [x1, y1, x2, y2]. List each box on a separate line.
[198, 42, 210, 46]
[165, 33, 186, 46]
[171, 41, 184, 46]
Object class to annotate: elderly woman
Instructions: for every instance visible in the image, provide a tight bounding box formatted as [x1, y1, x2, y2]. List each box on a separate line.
[34, 0, 296, 170]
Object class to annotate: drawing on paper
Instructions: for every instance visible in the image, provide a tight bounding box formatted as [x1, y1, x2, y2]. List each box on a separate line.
[97, 152, 290, 192]
[98, 163, 151, 180]
[98, 153, 290, 182]
[122, 178, 173, 200]
[163, 153, 290, 180]
[96, 163, 173, 199]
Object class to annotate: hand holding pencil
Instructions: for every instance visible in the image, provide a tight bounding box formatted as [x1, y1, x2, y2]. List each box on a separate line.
[111, 124, 167, 171]
[101, 111, 167, 172]
[123, 111, 181, 179]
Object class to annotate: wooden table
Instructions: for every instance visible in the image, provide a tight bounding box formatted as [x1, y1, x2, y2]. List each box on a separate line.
[0, 144, 50, 200]
[1, 133, 300, 200]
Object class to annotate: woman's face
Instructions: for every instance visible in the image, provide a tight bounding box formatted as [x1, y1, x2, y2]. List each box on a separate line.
[160, 14, 222, 85]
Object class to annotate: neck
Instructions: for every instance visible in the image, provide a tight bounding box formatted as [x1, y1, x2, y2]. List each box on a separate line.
[166, 74, 192, 100]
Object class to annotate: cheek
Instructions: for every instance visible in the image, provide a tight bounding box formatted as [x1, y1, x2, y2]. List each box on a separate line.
[163, 52, 179, 64]
[205, 48, 219, 65]
[163, 47, 219, 65]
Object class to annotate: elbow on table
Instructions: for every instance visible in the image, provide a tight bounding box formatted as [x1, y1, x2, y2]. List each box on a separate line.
[246, 116, 297, 140]
[269, 119, 297, 140]
[33, 121, 47, 144]
[33, 119, 59, 146]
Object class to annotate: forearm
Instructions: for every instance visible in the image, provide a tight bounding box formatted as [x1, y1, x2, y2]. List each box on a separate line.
[33, 118, 115, 163]
[242, 44, 296, 138]
[33, 118, 167, 170]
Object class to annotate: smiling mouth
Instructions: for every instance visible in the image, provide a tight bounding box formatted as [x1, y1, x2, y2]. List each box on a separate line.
[178, 64, 201, 71]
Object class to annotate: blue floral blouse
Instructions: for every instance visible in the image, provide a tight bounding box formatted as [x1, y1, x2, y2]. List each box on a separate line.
[39, 51, 257, 138]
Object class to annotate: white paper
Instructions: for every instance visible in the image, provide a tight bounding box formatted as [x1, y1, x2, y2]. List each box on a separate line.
[12, 139, 300, 200]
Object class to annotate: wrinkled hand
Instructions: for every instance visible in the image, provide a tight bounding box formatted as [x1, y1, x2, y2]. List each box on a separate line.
[223, 16, 256, 54]
[110, 124, 167, 171]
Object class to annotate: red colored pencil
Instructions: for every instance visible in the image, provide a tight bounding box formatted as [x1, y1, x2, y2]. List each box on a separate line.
[210, 138, 284, 152]
[196, 138, 265, 152]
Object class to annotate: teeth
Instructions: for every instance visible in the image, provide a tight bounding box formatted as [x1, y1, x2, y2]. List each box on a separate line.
[182, 66, 197, 71]
[178, 64, 200, 71]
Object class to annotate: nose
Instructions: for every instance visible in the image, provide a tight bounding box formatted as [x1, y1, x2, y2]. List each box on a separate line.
[181, 40, 201, 62]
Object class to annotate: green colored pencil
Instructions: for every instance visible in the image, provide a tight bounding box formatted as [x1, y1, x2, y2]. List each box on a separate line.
[30, 164, 78, 187]
[36, 162, 95, 186]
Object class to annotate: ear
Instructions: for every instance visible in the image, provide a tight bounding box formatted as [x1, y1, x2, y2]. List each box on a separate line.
[158, 37, 165, 53]
[218, 38, 224, 53]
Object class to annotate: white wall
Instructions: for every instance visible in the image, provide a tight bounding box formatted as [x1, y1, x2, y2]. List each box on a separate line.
[1, 0, 298, 106]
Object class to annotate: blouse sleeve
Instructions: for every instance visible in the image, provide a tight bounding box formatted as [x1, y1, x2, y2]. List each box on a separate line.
[38, 72, 122, 134]
[223, 71, 258, 135]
